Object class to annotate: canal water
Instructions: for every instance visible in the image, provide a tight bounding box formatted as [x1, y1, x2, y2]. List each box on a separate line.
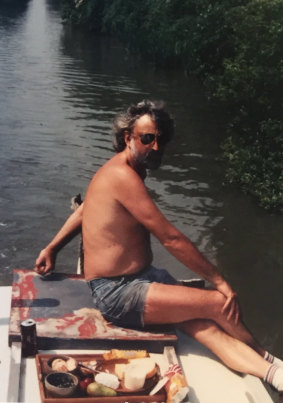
[0, 0, 282, 354]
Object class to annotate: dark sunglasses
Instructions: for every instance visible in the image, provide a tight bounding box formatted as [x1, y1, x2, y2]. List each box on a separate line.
[139, 133, 167, 146]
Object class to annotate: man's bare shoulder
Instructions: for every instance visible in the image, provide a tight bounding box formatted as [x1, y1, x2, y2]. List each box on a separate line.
[96, 153, 144, 187]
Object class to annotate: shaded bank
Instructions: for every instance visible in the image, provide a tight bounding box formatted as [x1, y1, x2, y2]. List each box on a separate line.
[61, 0, 283, 211]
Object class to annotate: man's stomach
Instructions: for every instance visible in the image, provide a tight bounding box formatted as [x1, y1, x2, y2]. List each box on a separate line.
[83, 247, 153, 281]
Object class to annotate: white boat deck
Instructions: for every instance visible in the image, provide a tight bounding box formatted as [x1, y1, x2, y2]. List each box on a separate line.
[0, 286, 279, 403]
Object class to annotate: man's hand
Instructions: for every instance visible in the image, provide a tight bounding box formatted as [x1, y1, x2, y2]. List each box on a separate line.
[34, 247, 56, 276]
[216, 281, 241, 324]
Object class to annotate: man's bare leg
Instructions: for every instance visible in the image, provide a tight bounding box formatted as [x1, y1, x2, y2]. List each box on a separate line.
[143, 283, 273, 378]
[179, 319, 270, 378]
[144, 283, 264, 354]
[182, 320, 283, 392]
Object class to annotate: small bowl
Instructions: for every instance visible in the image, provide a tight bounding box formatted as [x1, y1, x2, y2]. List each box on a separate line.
[44, 372, 78, 397]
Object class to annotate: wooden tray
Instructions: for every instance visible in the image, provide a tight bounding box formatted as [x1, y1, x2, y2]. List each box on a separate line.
[35, 353, 166, 403]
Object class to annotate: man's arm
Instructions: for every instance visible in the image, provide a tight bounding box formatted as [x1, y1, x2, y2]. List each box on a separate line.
[115, 170, 222, 284]
[115, 168, 239, 322]
[34, 203, 83, 275]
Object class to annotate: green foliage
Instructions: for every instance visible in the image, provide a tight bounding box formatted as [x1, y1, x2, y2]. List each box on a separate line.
[61, 0, 104, 31]
[207, 0, 283, 210]
[61, 0, 283, 210]
[222, 119, 283, 210]
[206, 0, 282, 118]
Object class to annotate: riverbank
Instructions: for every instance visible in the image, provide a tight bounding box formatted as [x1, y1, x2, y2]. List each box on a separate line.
[62, 0, 283, 211]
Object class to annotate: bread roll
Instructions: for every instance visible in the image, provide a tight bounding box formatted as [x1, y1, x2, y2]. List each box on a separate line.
[51, 358, 68, 372]
[66, 357, 77, 372]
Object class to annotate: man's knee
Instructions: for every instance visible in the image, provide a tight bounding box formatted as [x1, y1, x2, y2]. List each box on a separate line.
[210, 290, 226, 317]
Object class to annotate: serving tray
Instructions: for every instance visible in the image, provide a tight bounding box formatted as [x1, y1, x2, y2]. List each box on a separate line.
[35, 353, 166, 403]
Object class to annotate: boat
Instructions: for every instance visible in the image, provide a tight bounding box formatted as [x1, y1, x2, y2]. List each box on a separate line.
[0, 271, 280, 403]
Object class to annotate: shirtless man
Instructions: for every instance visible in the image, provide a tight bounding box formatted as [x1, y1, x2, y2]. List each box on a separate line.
[34, 100, 283, 392]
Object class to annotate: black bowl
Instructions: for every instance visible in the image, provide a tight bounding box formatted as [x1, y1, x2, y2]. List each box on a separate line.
[44, 372, 78, 397]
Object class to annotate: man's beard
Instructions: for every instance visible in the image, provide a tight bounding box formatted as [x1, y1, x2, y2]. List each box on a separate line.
[144, 150, 163, 169]
[130, 140, 163, 170]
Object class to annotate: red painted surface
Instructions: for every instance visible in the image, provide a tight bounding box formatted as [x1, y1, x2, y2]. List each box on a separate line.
[78, 316, 97, 338]
[9, 269, 177, 346]
[11, 270, 38, 322]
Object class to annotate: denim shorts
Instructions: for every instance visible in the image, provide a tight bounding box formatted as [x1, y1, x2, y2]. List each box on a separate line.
[88, 266, 177, 328]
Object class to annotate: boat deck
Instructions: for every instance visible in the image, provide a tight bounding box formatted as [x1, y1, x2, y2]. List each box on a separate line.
[0, 286, 280, 403]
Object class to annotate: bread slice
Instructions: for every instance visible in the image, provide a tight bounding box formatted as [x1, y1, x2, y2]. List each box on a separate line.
[128, 358, 157, 379]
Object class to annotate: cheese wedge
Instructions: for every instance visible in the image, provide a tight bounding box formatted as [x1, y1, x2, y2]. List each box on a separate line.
[114, 363, 127, 380]
[124, 366, 146, 390]
[103, 349, 148, 360]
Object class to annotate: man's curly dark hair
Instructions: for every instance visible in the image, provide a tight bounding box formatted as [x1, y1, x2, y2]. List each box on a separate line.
[112, 100, 174, 152]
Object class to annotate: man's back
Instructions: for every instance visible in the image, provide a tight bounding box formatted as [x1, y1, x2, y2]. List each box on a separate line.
[82, 152, 153, 281]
